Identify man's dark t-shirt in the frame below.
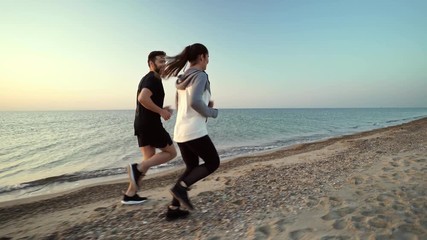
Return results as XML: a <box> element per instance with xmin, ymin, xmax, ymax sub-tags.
<box><xmin>134</xmin><ymin>71</ymin><xmax>165</xmax><ymax>135</ymax></box>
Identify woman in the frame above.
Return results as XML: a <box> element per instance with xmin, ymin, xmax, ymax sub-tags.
<box><xmin>162</xmin><ymin>43</ymin><xmax>220</xmax><ymax>219</ymax></box>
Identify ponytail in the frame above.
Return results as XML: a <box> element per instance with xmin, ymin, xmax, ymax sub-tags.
<box><xmin>162</xmin><ymin>43</ymin><xmax>209</xmax><ymax>78</ymax></box>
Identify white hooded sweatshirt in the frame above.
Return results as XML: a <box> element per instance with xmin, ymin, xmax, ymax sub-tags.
<box><xmin>174</xmin><ymin>68</ymin><xmax>218</xmax><ymax>143</ymax></box>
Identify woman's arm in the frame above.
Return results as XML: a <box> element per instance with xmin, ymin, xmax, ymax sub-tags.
<box><xmin>189</xmin><ymin>73</ymin><xmax>218</xmax><ymax>118</ymax></box>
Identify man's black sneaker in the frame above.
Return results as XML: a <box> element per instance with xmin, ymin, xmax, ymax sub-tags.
<box><xmin>121</xmin><ymin>194</ymin><xmax>147</xmax><ymax>205</ymax></box>
<box><xmin>127</xmin><ymin>163</ymin><xmax>142</xmax><ymax>190</ymax></box>
<box><xmin>165</xmin><ymin>206</ymin><xmax>190</xmax><ymax>221</ymax></box>
<box><xmin>169</xmin><ymin>183</ymin><xmax>194</xmax><ymax>210</ymax></box>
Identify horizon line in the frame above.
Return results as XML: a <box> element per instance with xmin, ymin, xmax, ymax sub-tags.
<box><xmin>1</xmin><ymin>106</ymin><xmax>427</xmax><ymax>112</ymax></box>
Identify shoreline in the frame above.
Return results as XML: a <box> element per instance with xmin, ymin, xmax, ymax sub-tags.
<box><xmin>0</xmin><ymin>117</ymin><xmax>422</xmax><ymax>207</ymax></box>
<box><xmin>1</xmin><ymin>112</ymin><xmax>425</xmax><ymax>205</ymax></box>
<box><xmin>0</xmin><ymin>125</ymin><xmax>394</xmax><ymax>208</ymax></box>
<box><xmin>1</xmin><ymin>117</ymin><xmax>426</xmax><ymax>239</ymax></box>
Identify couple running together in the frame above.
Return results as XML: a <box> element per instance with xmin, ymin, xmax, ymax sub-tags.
<box><xmin>122</xmin><ymin>43</ymin><xmax>220</xmax><ymax>221</ymax></box>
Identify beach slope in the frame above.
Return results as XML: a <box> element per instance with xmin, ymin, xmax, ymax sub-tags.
<box><xmin>1</xmin><ymin>118</ymin><xmax>426</xmax><ymax>239</ymax></box>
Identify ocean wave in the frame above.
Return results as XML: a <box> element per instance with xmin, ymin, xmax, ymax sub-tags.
<box><xmin>0</xmin><ymin>161</ymin><xmax>184</xmax><ymax>195</ymax></box>
<box><xmin>0</xmin><ymin>184</ymin><xmax>30</xmax><ymax>195</ymax></box>
<box><xmin>386</xmin><ymin>119</ymin><xmax>400</xmax><ymax>123</ymax></box>
<box><xmin>0</xmin><ymin>142</ymin><xmax>287</xmax><ymax>195</ymax></box>
<box><xmin>1</xmin><ymin>109</ymin><xmax>426</xmax><ymax>198</ymax></box>
<box><xmin>0</xmin><ymin>168</ymin><xmax>126</xmax><ymax>195</ymax></box>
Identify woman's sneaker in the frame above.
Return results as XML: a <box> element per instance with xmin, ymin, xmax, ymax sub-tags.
<box><xmin>169</xmin><ymin>183</ymin><xmax>194</xmax><ymax>210</ymax></box>
<box><xmin>127</xmin><ymin>163</ymin><xmax>142</xmax><ymax>190</ymax></box>
<box><xmin>121</xmin><ymin>194</ymin><xmax>147</xmax><ymax>205</ymax></box>
<box><xmin>165</xmin><ymin>206</ymin><xmax>190</xmax><ymax>221</ymax></box>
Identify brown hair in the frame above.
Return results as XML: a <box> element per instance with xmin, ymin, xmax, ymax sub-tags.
<box><xmin>162</xmin><ymin>43</ymin><xmax>208</xmax><ymax>78</ymax></box>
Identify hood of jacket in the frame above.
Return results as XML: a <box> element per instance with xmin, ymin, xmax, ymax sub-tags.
<box><xmin>176</xmin><ymin>68</ymin><xmax>204</xmax><ymax>90</ymax></box>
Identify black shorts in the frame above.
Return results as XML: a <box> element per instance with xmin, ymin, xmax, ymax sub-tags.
<box><xmin>136</xmin><ymin>126</ymin><xmax>173</xmax><ymax>148</ymax></box>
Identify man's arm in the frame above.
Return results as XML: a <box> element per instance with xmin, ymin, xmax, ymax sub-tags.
<box><xmin>138</xmin><ymin>88</ymin><xmax>171</xmax><ymax>120</ymax></box>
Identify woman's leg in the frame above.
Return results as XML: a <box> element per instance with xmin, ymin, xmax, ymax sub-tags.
<box><xmin>170</xmin><ymin>142</ymin><xmax>200</xmax><ymax>207</ymax></box>
<box><xmin>170</xmin><ymin>135</ymin><xmax>219</xmax><ymax>210</ymax></box>
<box><xmin>180</xmin><ymin>135</ymin><xmax>220</xmax><ymax>186</ymax></box>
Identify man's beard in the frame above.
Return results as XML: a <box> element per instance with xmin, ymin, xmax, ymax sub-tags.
<box><xmin>153</xmin><ymin>64</ymin><xmax>162</xmax><ymax>74</ymax></box>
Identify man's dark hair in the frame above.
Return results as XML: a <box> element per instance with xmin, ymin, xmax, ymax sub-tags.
<box><xmin>148</xmin><ymin>51</ymin><xmax>166</xmax><ymax>66</ymax></box>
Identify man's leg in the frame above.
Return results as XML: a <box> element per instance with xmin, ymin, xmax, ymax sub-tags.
<box><xmin>139</xmin><ymin>144</ymin><xmax>177</xmax><ymax>174</ymax></box>
<box><xmin>125</xmin><ymin>144</ymin><xmax>176</xmax><ymax>196</ymax></box>
<box><xmin>125</xmin><ymin>146</ymin><xmax>155</xmax><ymax>196</ymax></box>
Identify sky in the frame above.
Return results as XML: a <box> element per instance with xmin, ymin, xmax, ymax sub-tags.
<box><xmin>1</xmin><ymin>0</ymin><xmax>426</xmax><ymax>110</ymax></box>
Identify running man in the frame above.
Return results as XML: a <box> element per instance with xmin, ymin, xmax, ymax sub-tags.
<box><xmin>121</xmin><ymin>51</ymin><xmax>177</xmax><ymax>205</ymax></box>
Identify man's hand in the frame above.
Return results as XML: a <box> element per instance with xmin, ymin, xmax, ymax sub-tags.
<box><xmin>208</xmin><ymin>101</ymin><xmax>214</xmax><ymax>108</ymax></box>
<box><xmin>164</xmin><ymin>105</ymin><xmax>173</xmax><ymax>114</ymax></box>
<box><xmin>160</xmin><ymin>107</ymin><xmax>172</xmax><ymax>120</ymax></box>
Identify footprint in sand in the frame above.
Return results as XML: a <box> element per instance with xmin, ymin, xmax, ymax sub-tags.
<box><xmin>392</xmin><ymin>202</ymin><xmax>406</xmax><ymax>211</ymax></box>
<box><xmin>378</xmin><ymin>174</ymin><xmax>391</xmax><ymax>180</ymax></box>
<box><xmin>246</xmin><ymin>224</ymin><xmax>274</xmax><ymax>240</ymax></box>
<box><xmin>197</xmin><ymin>191</ymin><xmax>215</xmax><ymax>198</ymax></box>
<box><xmin>92</xmin><ymin>206</ymin><xmax>117</xmax><ymax>217</ymax></box>
<box><xmin>318</xmin><ymin>196</ymin><xmax>344</xmax><ymax>211</ymax></box>
<box><xmin>273</xmin><ymin>218</ymin><xmax>291</xmax><ymax>232</ymax></box>
<box><xmin>368</xmin><ymin>215</ymin><xmax>390</xmax><ymax>228</ymax></box>
<box><xmin>381</xmin><ymin>167</ymin><xmax>393</xmax><ymax>172</ymax></box>
<box><xmin>390</xmin><ymin>162</ymin><xmax>400</xmax><ymax>167</ymax></box>
<box><xmin>403</xmin><ymin>160</ymin><xmax>411</xmax><ymax>167</ymax></box>
<box><xmin>410</xmin><ymin>200</ymin><xmax>426</xmax><ymax>215</ymax></box>
<box><xmin>206</xmin><ymin>236</ymin><xmax>221</xmax><ymax>240</ymax></box>
<box><xmin>332</xmin><ymin>219</ymin><xmax>348</xmax><ymax>230</ymax></box>
<box><xmin>328</xmin><ymin>196</ymin><xmax>344</xmax><ymax>207</ymax></box>
<box><xmin>391</xmin><ymin>224</ymin><xmax>426</xmax><ymax>239</ymax></box>
<box><xmin>375</xmin><ymin>235</ymin><xmax>393</xmax><ymax>240</ymax></box>
<box><xmin>391</xmin><ymin>172</ymin><xmax>403</xmax><ymax>180</ymax></box>
<box><xmin>405</xmin><ymin>186</ymin><xmax>424</xmax><ymax>199</ymax></box>
<box><xmin>255</xmin><ymin>225</ymin><xmax>272</xmax><ymax>239</ymax></box>
<box><xmin>376</xmin><ymin>193</ymin><xmax>396</xmax><ymax>203</ymax></box>
<box><xmin>352</xmin><ymin>221</ymin><xmax>369</xmax><ymax>231</ymax></box>
<box><xmin>306</xmin><ymin>196</ymin><xmax>320</xmax><ymax>207</ymax></box>
<box><xmin>289</xmin><ymin>228</ymin><xmax>313</xmax><ymax>240</ymax></box>
<box><xmin>351</xmin><ymin>216</ymin><xmax>365</xmax><ymax>222</ymax></box>
<box><xmin>320</xmin><ymin>236</ymin><xmax>352</xmax><ymax>240</ymax></box>
<box><xmin>355</xmin><ymin>190</ymin><xmax>365</xmax><ymax>196</ymax></box>
<box><xmin>350</xmin><ymin>215</ymin><xmax>368</xmax><ymax>231</ymax></box>
<box><xmin>321</xmin><ymin>206</ymin><xmax>356</xmax><ymax>221</ymax></box>
<box><xmin>224</xmin><ymin>177</ymin><xmax>232</xmax><ymax>186</ymax></box>
<box><xmin>360</xmin><ymin>207</ymin><xmax>386</xmax><ymax>217</ymax></box>
<box><xmin>348</xmin><ymin>176</ymin><xmax>364</xmax><ymax>185</ymax></box>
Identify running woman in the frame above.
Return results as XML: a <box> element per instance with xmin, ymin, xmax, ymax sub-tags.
<box><xmin>162</xmin><ymin>43</ymin><xmax>220</xmax><ymax>217</ymax></box>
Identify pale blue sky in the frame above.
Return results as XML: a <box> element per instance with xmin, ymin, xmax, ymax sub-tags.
<box><xmin>1</xmin><ymin>0</ymin><xmax>426</xmax><ymax>110</ymax></box>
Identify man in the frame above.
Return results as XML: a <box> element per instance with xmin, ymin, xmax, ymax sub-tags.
<box><xmin>122</xmin><ymin>51</ymin><xmax>177</xmax><ymax>206</ymax></box>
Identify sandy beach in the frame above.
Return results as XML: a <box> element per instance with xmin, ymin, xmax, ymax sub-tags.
<box><xmin>1</xmin><ymin>118</ymin><xmax>426</xmax><ymax>240</ymax></box>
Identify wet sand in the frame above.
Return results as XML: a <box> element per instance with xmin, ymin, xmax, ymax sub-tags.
<box><xmin>1</xmin><ymin>118</ymin><xmax>426</xmax><ymax>239</ymax></box>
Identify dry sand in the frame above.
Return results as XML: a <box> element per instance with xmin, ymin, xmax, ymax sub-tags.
<box><xmin>0</xmin><ymin>118</ymin><xmax>426</xmax><ymax>240</ymax></box>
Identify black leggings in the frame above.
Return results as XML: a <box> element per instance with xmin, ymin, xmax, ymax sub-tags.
<box><xmin>177</xmin><ymin>135</ymin><xmax>220</xmax><ymax>185</ymax></box>
<box><xmin>172</xmin><ymin>135</ymin><xmax>219</xmax><ymax>206</ymax></box>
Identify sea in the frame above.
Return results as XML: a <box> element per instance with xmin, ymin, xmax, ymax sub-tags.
<box><xmin>1</xmin><ymin>108</ymin><xmax>427</xmax><ymax>203</ymax></box>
